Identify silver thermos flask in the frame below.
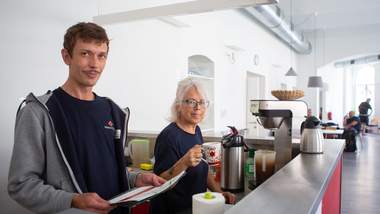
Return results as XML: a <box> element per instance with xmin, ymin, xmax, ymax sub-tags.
<box><xmin>300</xmin><ymin>116</ymin><xmax>324</xmax><ymax>153</ymax></box>
<box><xmin>220</xmin><ymin>127</ymin><xmax>249</xmax><ymax>192</ymax></box>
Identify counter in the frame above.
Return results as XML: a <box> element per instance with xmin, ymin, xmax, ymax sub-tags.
<box><xmin>226</xmin><ymin>139</ymin><xmax>345</xmax><ymax>214</ymax></box>
<box><xmin>59</xmin><ymin>137</ymin><xmax>344</xmax><ymax>214</ymax></box>
<box><xmin>129</xmin><ymin>139</ymin><xmax>344</xmax><ymax>214</ymax></box>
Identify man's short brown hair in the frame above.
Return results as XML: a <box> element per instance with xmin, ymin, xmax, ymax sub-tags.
<box><xmin>63</xmin><ymin>22</ymin><xmax>110</xmax><ymax>58</ymax></box>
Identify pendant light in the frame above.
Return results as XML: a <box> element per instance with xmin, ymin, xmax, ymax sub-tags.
<box><xmin>285</xmin><ymin>0</ymin><xmax>297</xmax><ymax>76</ymax></box>
<box><xmin>307</xmin><ymin>13</ymin><xmax>323</xmax><ymax>87</ymax></box>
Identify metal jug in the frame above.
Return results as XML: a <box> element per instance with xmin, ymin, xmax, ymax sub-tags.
<box><xmin>300</xmin><ymin>116</ymin><xmax>324</xmax><ymax>153</ymax></box>
<box><xmin>220</xmin><ymin>126</ymin><xmax>249</xmax><ymax>192</ymax></box>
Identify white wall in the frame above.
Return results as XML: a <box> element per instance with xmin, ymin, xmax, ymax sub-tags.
<box><xmin>375</xmin><ymin>63</ymin><xmax>380</xmax><ymax>121</ymax></box>
<box><xmin>98</xmin><ymin>9</ymin><xmax>298</xmax><ymax>133</ymax></box>
<box><xmin>1</xmin><ymin>1</ymin><xmax>379</xmax><ymax>213</ymax></box>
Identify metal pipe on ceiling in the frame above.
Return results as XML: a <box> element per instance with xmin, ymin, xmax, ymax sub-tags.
<box><xmin>334</xmin><ymin>55</ymin><xmax>380</xmax><ymax>68</ymax></box>
<box><xmin>245</xmin><ymin>5</ymin><xmax>312</xmax><ymax>55</ymax></box>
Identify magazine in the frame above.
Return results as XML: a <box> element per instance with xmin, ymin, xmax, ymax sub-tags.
<box><xmin>108</xmin><ymin>171</ymin><xmax>186</xmax><ymax>207</ymax></box>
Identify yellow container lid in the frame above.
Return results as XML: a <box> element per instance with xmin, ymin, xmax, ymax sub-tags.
<box><xmin>140</xmin><ymin>163</ymin><xmax>153</xmax><ymax>170</ymax></box>
<box><xmin>205</xmin><ymin>192</ymin><xmax>212</xmax><ymax>199</ymax></box>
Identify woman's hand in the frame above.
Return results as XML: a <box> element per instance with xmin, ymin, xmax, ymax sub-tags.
<box><xmin>222</xmin><ymin>191</ymin><xmax>237</xmax><ymax>205</ymax></box>
<box><xmin>181</xmin><ymin>145</ymin><xmax>203</xmax><ymax>167</ymax></box>
<box><xmin>159</xmin><ymin>144</ymin><xmax>204</xmax><ymax>181</ymax></box>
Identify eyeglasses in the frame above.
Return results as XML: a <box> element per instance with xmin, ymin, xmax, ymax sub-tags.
<box><xmin>181</xmin><ymin>99</ymin><xmax>210</xmax><ymax>108</ymax></box>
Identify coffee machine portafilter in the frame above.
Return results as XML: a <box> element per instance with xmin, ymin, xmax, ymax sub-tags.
<box><xmin>250</xmin><ymin>100</ymin><xmax>308</xmax><ymax>171</ymax></box>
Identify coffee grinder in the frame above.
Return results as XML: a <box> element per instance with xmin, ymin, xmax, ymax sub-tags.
<box><xmin>250</xmin><ymin>100</ymin><xmax>307</xmax><ymax>171</ymax></box>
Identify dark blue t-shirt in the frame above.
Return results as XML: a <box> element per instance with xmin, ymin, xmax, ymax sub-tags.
<box><xmin>149</xmin><ymin>123</ymin><xmax>208</xmax><ymax>214</ymax></box>
<box><xmin>347</xmin><ymin>116</ymin><xmax>361</xmax><ymax>133</ymax></box>
<box><xmin>54</xmin><ymin>88</ymin><xmax>120</xmax><ymax>201</ymax></box>
<box><xmin>359</xmin><ymin>102</ymin><xmax>372</xmax><ymax>115</ymax></box>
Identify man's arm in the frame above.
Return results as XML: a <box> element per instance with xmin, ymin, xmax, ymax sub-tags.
<box><xmin>8</xmin><ymin>103</ymin><xmax>76</xmax><ymax>213</ymax></box>
<box><xmin>343</xmin><ymin>116</ymin><xmax>348</xmax><ymax>126</ymax></box>
<box><xmin>348</xmin><ymin>120</ymin><xmax>358</xmax><ymax>127</ymax></box>
<box><xmin>344</xmin><ymin>118</ymin><xmax>358</xmax><ymax>127</ymax></box>
<box><xmin>127</xmin><ymin>169</ymin><xmax>166</xmax><ymax>188</ymax></box>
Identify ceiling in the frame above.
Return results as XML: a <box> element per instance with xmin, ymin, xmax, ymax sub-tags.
<box><xmin>277</xmin><ymin>0</ymin><xmax>380</xmax><ymax>32</ymax></box>
<box><xmin>98</xmin><ymin>0</ymin><xmax>380</xmax><ymax>36</ymax></box>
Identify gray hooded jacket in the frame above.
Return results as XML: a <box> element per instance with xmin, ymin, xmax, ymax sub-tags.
<box><xmin>8</xmin><ymin>91</ymin><xmax>138</xmax><ymax>214</ymax></box>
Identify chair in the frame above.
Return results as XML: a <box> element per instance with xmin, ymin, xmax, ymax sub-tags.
<box><xmin>367</xmin><ymin>118</ymin><xmax>379</xmax><ymax>135</ymax></box>
<box><xmin>355</xmin><ymin>133</ymin><xmax>363</xmax><ymax>151</ymax></box>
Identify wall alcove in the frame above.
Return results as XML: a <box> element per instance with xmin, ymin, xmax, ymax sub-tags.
<box><xmin>188</xmin><ymin>55</ymin><xmax>214</xmax><ymax>132</ymax></box>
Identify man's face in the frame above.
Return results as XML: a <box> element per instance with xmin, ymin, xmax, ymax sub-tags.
<box><xmin>307</xmin><ymin>110</ymin><xmax>313</xmax><ymax>117</ymax></box>
<box><xmin>349</xmin><ymin>111</ymin><xmax>354</xmax><ymax>118</ymax></box>
<box><xmin>63</xmin><ymin>39</ymin><xmax>108</xmax><ymax>88</ymax></box>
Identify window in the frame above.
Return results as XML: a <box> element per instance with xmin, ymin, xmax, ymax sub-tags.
<box><xmin>355</xmin><ymin>66</ymin><xmax>375</xmax><ymax>116</ymax></box>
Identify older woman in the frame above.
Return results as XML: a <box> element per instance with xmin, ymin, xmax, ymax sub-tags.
<box><xmin>149</xmin><ymin>77</ymin><xmax>235</xmax><ymax>214</ymax></box>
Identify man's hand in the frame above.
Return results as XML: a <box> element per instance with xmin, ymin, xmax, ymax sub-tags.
<box><xmin>135</xmin><ymin>173</ymin><xmax>167</xmax><ymax>187</ymax></box>
<box><xmin>71</xmin><ymin>193</ymin><xmax>116</xmax><ymax>214</ymax></box>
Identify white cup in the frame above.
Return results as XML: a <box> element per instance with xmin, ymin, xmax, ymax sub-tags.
<box><xmin>203</xmin><ymin>142</ymin><xmax>221</xmax><ymax>165</ymax></box>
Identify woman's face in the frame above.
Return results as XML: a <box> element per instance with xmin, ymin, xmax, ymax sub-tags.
<box><xmin>177</xmin><ymin>87</ymin><xmax>206</xmax><ymax>126</ymax></box>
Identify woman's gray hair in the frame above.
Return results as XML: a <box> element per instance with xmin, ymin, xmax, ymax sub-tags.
<box><xmin>167</xmin><ymin>77</ymin><xmax>211</xmax><ymax>123</ymax></box>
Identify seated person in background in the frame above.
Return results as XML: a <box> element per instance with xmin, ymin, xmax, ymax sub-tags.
<box><xmin>343</xmin><ymin>111</ymin><xmax>361</xmax><ymax>135</ymax></box>
<box><xmin>307</xmin><ymin>109</ymin><xmax>313</xmax><ymax>117</ymax></box>
<box><xmin>149</xmin><ymin>77</ymin><xmax>235</xmax><ymax>214</ymax></box>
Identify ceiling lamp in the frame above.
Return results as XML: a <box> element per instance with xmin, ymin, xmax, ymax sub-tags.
<box><xmin>307</xmin><ymin>76</ymin><xmax>323</xmax><ymax>87</ymax></box>
<box><xmin>285</xmin><ymin>0</ymin><xmax>297</xmax><ymax>76</ymax></box>
<box><xmin>285</xmin><ymin>67</ymin><xmax>297</xmax><ymax>76</ymax></box>
<box><xmin>308</xmin><ymin>13</ymin><xmax>323</xmax><ymax>87</ymax></box>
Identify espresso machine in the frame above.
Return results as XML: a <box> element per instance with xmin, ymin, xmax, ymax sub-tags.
<box><xmin>250</xmin><ymin>100</ymin><xmax>307</xmax><ymax>171</ymax></box>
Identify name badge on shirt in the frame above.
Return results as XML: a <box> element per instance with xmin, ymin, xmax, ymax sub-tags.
<box><xmin>114</xmin><ymin>129</ymin><xmax>121</xmax><ymax>139</ymax></box>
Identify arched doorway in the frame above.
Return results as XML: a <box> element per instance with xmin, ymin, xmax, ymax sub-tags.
<box><xmin>354</xmin><ymin>66</ymin><xmax>375</xmax><ymax>117</ymax></box>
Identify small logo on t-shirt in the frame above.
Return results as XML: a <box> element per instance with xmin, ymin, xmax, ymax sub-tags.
<box><xmin>104</xmin><ymin>121</ymin><xmax>115</xmax><ymax>131</ymax></box>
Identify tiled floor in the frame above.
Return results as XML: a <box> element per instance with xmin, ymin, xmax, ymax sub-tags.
<box><xmin>341</xmin><ymin>133</ymin><xmax>380</xmax><ymax>214</ymax></box>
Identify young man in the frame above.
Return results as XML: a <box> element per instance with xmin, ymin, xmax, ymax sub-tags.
<box><xmin>8</xmin><ymin>22</ymin><xmax>165</xmax><ymax>214</ymax></box>
<box><xmin>358</xmin><ymin>98</ymin><xmax>372</xmax><ymax>135</ymax></box>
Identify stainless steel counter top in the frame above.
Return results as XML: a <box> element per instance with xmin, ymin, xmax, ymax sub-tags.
<box><xmin>225</xmin><ymin>139</ymin><xmax>345</xmax><ymax>214</ymax></box>
<box><xmin>60</xmin><ymin>139</ymin><xmax>344</xmax><ymax>214</ymax></box>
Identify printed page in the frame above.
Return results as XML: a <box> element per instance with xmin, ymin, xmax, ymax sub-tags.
<box><xmin>109</xmin><ymin>171</ymin><xmax>185</xmax><ymax>204</ymax></box>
